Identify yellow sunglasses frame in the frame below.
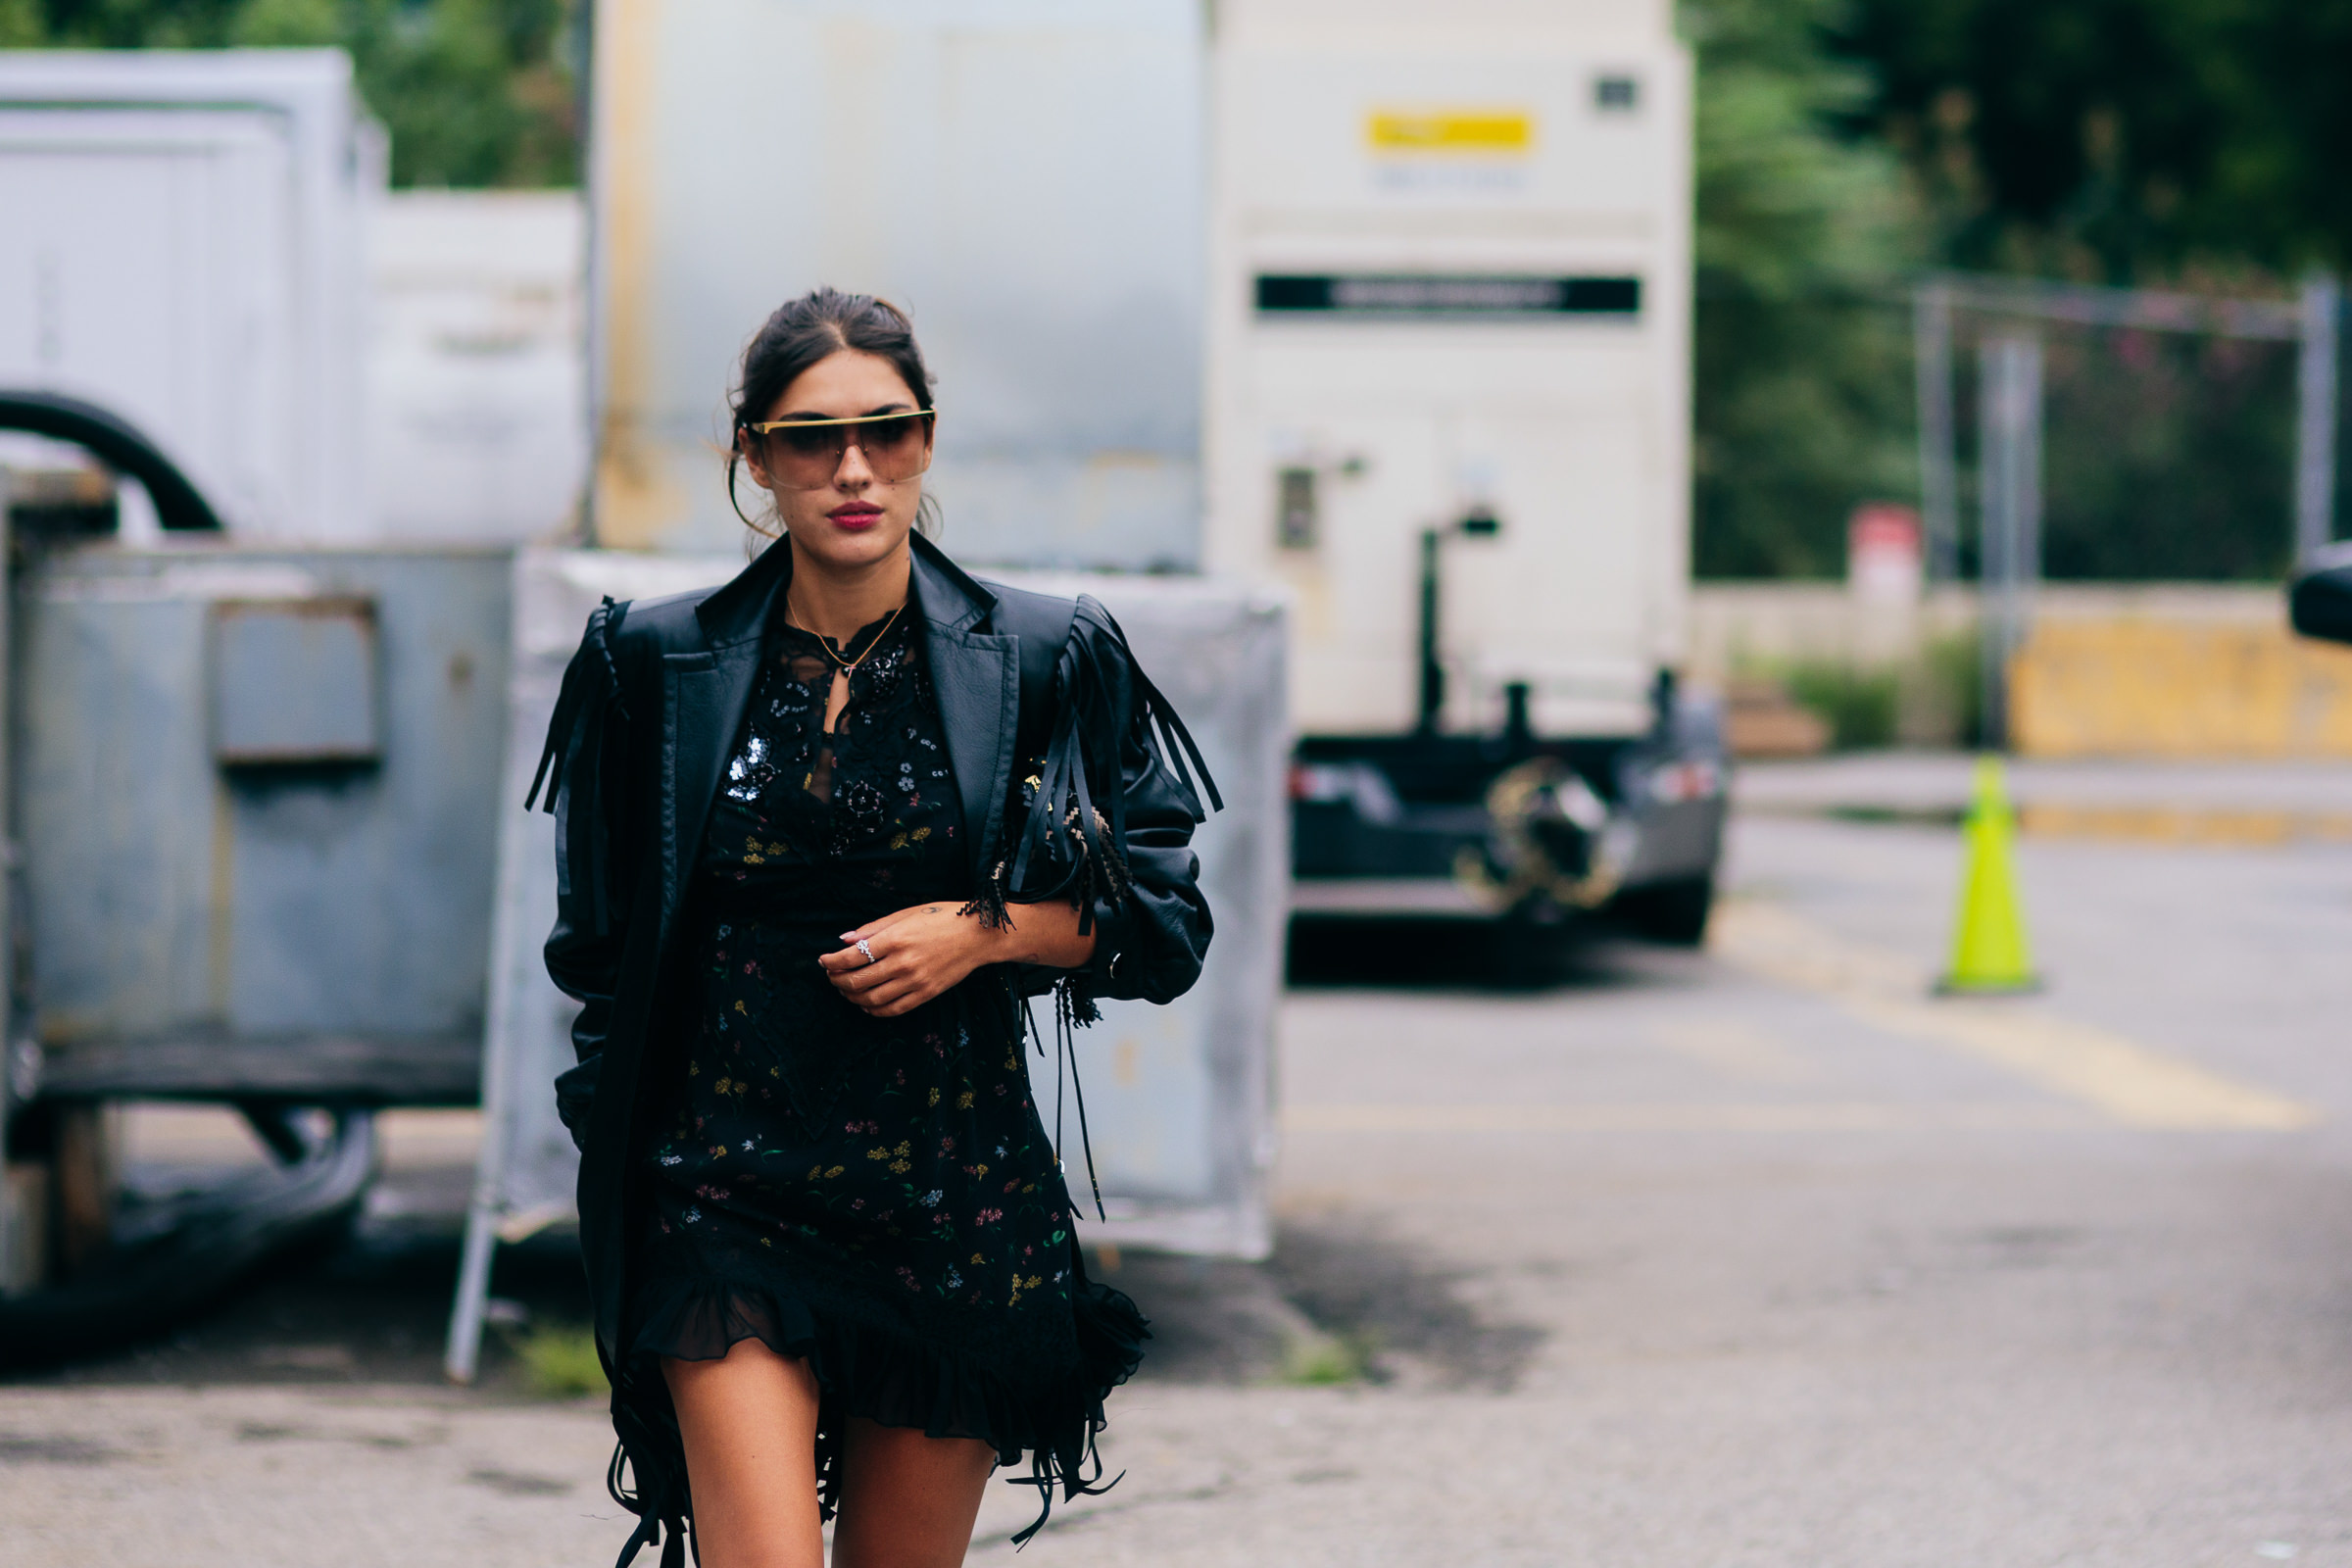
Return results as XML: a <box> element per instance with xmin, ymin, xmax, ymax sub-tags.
<box><xmin>742</xmin><ymin>408</ymin><xmax>939</xmax><ymax>438</ymax></box>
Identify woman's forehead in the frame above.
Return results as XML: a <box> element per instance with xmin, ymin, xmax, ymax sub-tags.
<box><xmin>772</xmin><ymin>349</ymin><xmax>920</xmax><ymax>417</ymax></box>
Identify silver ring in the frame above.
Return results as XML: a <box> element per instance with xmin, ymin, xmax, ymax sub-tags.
<box><xmin>857</xmin><ymin>939</ymin><xmax>877</xmax><ymax>965</ymax></box>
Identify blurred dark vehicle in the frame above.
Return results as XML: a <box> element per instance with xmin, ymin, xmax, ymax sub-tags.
<box><xmin>2289</xmin><ymin>543</ymin><xmax>2352</xmax><ymax>646</ymax></box>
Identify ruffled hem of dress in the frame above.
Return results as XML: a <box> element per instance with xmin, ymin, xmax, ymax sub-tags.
<box><xmin>602</xmin><ymin>1261</ymin><xmax>1147</xmax><ymax>1564</ymax></box>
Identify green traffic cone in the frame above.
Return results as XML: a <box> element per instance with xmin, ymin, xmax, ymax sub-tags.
<box><xmin>1936</xmin><ymin>755</ymin><xmax>2039</xmax><ymax>995</ymax></box>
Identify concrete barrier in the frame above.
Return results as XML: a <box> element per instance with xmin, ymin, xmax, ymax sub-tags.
<box><xmin>2011</xmin><ymin>617</ymin><xmax>2352</xmax><ymax>759</ymax></box>
<box><xmin>1689</xmin><ymin>582</ymin><xmax>2352</xmax><ymax>759</ymax></box>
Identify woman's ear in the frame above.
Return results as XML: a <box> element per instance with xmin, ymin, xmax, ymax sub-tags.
<box><xmin>737</xmin><ymin>431</ymin><xmax>771</xmax><ymax>491</ymax></box>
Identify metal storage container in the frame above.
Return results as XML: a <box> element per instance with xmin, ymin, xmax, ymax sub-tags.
<box><xmin>0</xmin><ymin>51</ymin><xmax>378</xmax><ymax>541</ymax></box>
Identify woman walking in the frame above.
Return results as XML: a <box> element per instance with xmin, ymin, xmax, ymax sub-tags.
<box><xmin>532</xmin><ymin>287</ymin><xmax>1216</xmax><ymax>1568</ymax></box>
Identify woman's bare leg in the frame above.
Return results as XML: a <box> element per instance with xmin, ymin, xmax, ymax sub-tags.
<box><xmin>829</xmin><ymin>1418</ymin><xmax>998</xmax><ymax>1568</ymax></box>
<box><xmin>662</xmin><ymin>1340</ymin><xmax>825</xmax><ymax>1568</ymax></box>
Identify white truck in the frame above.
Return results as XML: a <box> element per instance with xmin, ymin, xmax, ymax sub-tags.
<box><xmin>1208</xmin><ymin>0</ymin><xmax>1727</xmax><ymax>944</ymax></box>
<box><xmin>0</xmin><ymin>50</ymin><xmax>374</xmax><ymax>540</ymax></box>
<box><xmin>575</xmin><ymin>0</ymin><xmax>1722</xmax><ymax>941</ymax></box>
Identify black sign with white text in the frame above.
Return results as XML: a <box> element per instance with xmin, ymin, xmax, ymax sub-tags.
<box><xmin>1254</xmin><ymin>273</ymin><xmax>1642</xmax><ymax>317</ymax></box>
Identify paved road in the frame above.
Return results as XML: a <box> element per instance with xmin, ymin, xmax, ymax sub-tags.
<box><xmin>8</xmin><ymin>805</ymin><xmax>2352</xmax><ymax>1566</ymax></box>
<box><xmin>1737</xmin><ymin>752</ymin><xmax>2352</xmax><ymax>817</ymax></box>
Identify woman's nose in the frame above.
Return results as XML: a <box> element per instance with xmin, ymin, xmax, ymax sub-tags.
<box><xmin>833</xmin><ymin>441</ymin><xmax>876</xmax><ymax>488</ymax></box>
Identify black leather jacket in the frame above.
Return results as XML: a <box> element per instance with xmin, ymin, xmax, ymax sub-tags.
<box><xmin>531</xmin><ymin>533</ymin><xmax>1216</xmax><ymax>1363</ymax></box>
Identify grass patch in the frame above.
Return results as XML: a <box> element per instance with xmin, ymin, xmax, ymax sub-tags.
<box><xmin>1733</xmin><ymin>628</ymin><xmax>1992</xmax><ymax>752</ymax></box>
<box><xmin>1782</xmin><ymin>661</ymin><xmax>1900</xmax><ymax>750</ymax></box>
<box><xmin>506</xmin><ymin>1322</ymin><xmax>607</xmax><ymax>1399</ymax></box>
<box><xmin>1279</xmin><ymin>1329</ymin><xmax>1373</xmax><ymax>1387</ymax></box>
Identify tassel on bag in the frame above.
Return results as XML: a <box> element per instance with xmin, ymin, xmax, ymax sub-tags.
<box><xmin>1005</xmin><ymin>599</ymin><xmax>1220</xmax><ymax>932</ymax></box>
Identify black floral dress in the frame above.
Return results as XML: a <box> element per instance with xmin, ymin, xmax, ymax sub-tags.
<box><xmin>624</xmin><ymin>611</ymin><xmax>1144</xmax><ymax>1533</ymax></box>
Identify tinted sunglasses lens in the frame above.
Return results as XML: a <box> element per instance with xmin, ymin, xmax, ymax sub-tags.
<box><xmin>770</xmin><ymin>424</ymin><xmax>840</xmax><ymax>461</ymax></box>
<box><xmin>748</xmin><ymin>424</ymin><xmax>841</xmax><ymax>486</ymax></box>
<box><xmin>858</xmin><ymin>414</ymin><xmax>928</xmax><ymax>475</ymax></box>
<box><xmin>752</xmin><ymin>414</ymin><xmax>931</xmax><ymax>484</ymax></box>
<box><xmin>753</xmin><ymin>422</ymin><xmax>837</xmax><ymax>472</ymax></box>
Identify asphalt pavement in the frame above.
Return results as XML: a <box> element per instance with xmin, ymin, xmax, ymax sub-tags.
<box><xmin>8</xmin><ymin>759</ymin><xmax>2352</xmax><ymax>1566</ymax></box>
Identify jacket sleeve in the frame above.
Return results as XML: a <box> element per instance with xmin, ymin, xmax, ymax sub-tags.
<box><xmin>528</xmin><ymin>598</ymin><xmax>636</xmax><ymax>1151</ymax></box>
<box><xmin>1003</xmin><ymin>595</ymin><xmax>1219</xmax><ymax>1006</ymax></box>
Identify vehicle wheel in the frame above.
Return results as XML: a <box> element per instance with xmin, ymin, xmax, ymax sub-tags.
<box><xmin>1617</xmin><ymin>876</ymin><xmax>1713</xmax><ymax>947</ymax></box>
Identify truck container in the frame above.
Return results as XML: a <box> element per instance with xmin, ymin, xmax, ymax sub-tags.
<box><xmin>1206</xmin><ymin>0</ymin><xmax>1727</xmax><ymax>941</ymax></box>
<box><xmin>366</xmin><ymin>191</ymin><xmax>589</xmax><ymax>544</ymax></box>
<box><xmin>585</xmin><ymin>0</ymin><xmax>1206</xmax><ymax>566</ymax></box>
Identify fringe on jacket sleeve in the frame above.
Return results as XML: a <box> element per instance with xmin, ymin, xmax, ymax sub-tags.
<box><xmin>533</xmin><ymin>597</ymin><xmax>636</xmax><ymax>1151</ymax></box>
<box><xmin>995</xmin><ymin>595</ymin><xmax>1221</xmax><ymax>936</ymax></box>
<box><xmin>527</xmin><ymin>595</ymin><xmax>632</xmax><ymax>941</ymax></box>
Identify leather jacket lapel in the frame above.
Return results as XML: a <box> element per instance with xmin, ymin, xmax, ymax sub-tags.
<box><xmin>662</xmin><ymin>638</ymin><xmax>762</xmax><ymax>937</ymax></box>
<box><xmin>660</xmin><ymin>535</ymin><xmax>1011</xmax><ymax>922</ymax></box>
<box><xmin>925</xmin><ymin>624</ymin><xmax>1017</xmax><ymax>889</ymax></box>
<box><xmin>911</xmin><ymin>543</ymin><xmax>1017</xmax><ymax>888</ymax></box>
<box><xmin>662</xmin><ymin>541</ymin><xmax>788</xmax><ymax>937</ymax></box>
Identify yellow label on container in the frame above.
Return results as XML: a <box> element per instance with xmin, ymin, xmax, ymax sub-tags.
<box><xmin>1367</xmin><ymin>109</ymin><xmax>1534</xmax><ymax>154</ymax></box>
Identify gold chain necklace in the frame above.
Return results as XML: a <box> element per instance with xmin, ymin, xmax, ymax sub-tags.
<box><xmin>787</xmin><ymin>595</ymin><xmax>907</xmax><ymax>675</ymax></box>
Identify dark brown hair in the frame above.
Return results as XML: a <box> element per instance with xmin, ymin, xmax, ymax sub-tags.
<box><xmin>725</xmin><ymin>286</ymin><xmax>940</xmax><ymax>537</ymax></box>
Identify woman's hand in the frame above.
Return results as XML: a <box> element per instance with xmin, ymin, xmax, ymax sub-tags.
<box><xmin>820</xmin><ymin>901</ymin><xmax>1098</xmax><ymax>1017</ymax></box>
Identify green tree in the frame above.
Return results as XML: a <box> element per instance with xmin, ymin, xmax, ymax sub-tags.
<box><xmin>1827</xmin><ymin>0</ymin><xmax>2350</xmax><ymax>580</ymax></box>
<box><xmin>12</xmin><ymin>0</ymin><xmax>577</xmax><ymax>187</ymax></box>
<box><xmin>1690</xmin><ymin>0</ymin><xmax>2351</xmax><ymax>580</ymax></box>
<box><xmin>1835</xmin><ymin>0</ymin><xmax>2352</xmax><ymax>282</ymax></box>
<box><xmin>1685</xmin><ymin>0</ymin><xmax>1924</xmax><ymax>576</ymax></box>
<box><xmin>0</xmin><ymin>0</ymin><xmax>46</xmax><ymax>45</ymax></box>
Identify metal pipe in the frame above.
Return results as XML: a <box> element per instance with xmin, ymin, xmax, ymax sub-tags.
<box><xmin>1978</xmin><ymin>332</ymin><xmax>2043</xmax><ymax>751</ymax></box>
<box><xmin>1416</xmin><ymin>526</ymin><xmax>1444</xmax><ymax>734</ymax></box>
<box><xmin>0</xmin><ymin>475</ymin><xmax>14</xmax><ymax>1295</ymax></box>
<box><xmin>1936</xmin><ymin>274</ymin><xmax>2303</xmax><ymax>341</ymax></box>
<box><xmin>2296</xmin><ymin>275</ymin><xmax>2340</xmax><ymax>565</ymax></box>
<box><xmin>444</xmin><ymin>1203</ymin><xmax>499</xmax><ymax>1384</ymax></box>
<box><xmin>1503</xmin><ymin>680</ymin><xmax>1533</xmax><ymax>753</ymax></box>
<box><xmin>1915</xmin><ymin>280</ymin><xmax>1960</xmax><ymax>583</ymax></box>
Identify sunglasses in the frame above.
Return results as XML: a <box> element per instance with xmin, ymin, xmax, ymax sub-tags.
<box><xmin>741</xmin><ymin>408</ymin><xmax>937</xmax><ymax>487</ymax></box>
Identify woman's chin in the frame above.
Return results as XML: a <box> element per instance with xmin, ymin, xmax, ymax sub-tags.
<box><xmin>790</xmin><ymin>519</ymin><xmax>913</xmax><ymax>571</ymax></box>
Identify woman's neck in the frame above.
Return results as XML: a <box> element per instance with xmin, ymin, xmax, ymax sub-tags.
<box><xmin>784</xmin><ymin>538</ymin><xmax>913</xmax><ymax>644</ymax></box>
